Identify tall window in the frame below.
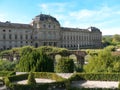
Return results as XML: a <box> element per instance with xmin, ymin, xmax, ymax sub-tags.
<box><xmin>48</xmin><ymin>24</ymin><xmax>51</xmax><ymax>29</ymax></box>
<box><xmin>53</xmin><ymin>25</ymin><xmax>55</xmax><ymax>29</ymax></box>
<box><xmin>3</xmin><ymin>34</ymin><xmax>5</xmax><ymax>39</ymax></box>
<box><xmin>43</xmin><ymin>24</ymin><xmax>46</xmax><ymax>28</ymax></box>
<box><xmin>15</xmin><ymin>35</ymin><xmax>17</xmax><ymax>39</ymax></box>
<box><xmin>9</xmin><ymin>34</ymin><xmax>12</xmax><ymax>39</ymax></box>
<box><xmin>20</xmin><ymin>35</ymin><xmax>22</xmax><ymax>40</ymax></box>
<box><xmin>31</xmin><ymin>36</ymin><xmax>32</xmax><ymax>39</ymax></box>
<box><xmin>26</xmin><ymin>35</ymin><xmax>28</xmax><ymax>39</ymax></box>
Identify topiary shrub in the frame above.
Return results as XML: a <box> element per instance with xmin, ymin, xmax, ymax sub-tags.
<box><xmin>27</xmin><ymin>72</ymin><xmax>36</xmax><ymax>85</ymax></box>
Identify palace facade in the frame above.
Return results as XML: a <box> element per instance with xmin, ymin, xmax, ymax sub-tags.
<box><xmin>0</xmin><ymin>14</ymin><xmax>102</xmax><ymax>50</ymax></box>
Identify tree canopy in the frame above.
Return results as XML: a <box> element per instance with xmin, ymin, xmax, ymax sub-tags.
<box><xmin>84</xmin><ymin>49</ymin><xmax>120</xmax><ymax>73</ymax></box>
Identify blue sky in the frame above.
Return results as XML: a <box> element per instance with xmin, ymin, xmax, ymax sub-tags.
<box><xmin>0</xmin><ymin>0</ymin><xmax>120</xmax><ymax>35</ymax></box>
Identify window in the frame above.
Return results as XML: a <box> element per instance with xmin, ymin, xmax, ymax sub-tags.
<box><xmin>3</xmin><ymin>29</ymin><xmax>5</xmax><ymax>32</ymax></box>
<box><xmin>9</xmin><ymin>34</ymin><xmax>12</xmax><ymax>39</ymax></box>
<box><xmin>15</xmin><ymin>35</ymin><xmax>17</xmax><ymax>39</ymax></box>
<box><xmin>31</xmin><ymin>36</ymin><xmax>32</xmax><ymax>39</ymax></box>
<box><xmin>26</xmin><ymin>35</ymin><xmax>28</xmax><ymax>39</ymax></box>
<box><xmin>43</xmin><ymin>24</ymin><xmax>46</xmax><ymax>28</ymax></box>
<box><xmin>3</xmin><ymin>34</ymin><xmax>5</xmax><ymax>39</ymax></box>
<box><xmin>48</xmin><ymin>24</ymin><xmax>51</xmax><ymax>28</ymax></box>
<box><xmin>20</xmin><ymin>35</ymin><xmax>22</xmax><ymax>39</ymax></box>
<box><xmin>3</xmin><ymin>46</ymin><xmax>6</xmax><ymax>49</ymax></box>
<box><xmin>53</xmin><ymin>25</ymin><xmax>55</xmax><ymax>29</ymax></box>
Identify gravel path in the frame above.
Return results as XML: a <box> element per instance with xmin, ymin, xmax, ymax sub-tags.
<box><xmin>71</xmin><ymin>80</ymin><xmax>119</xmax><ymax>89</ymax></box>
<box><xmin>56</xmin><ymin>73</ymin><xmax>73</xmax><ymax>79</ymax></box>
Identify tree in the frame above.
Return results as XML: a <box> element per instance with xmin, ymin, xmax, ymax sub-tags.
<box><xmin>112</xmin><ymin>34</ymin><xmax>120</xmax><ymax>43</ymax></box>
<box><xmin>35</xmin><ymin>50</ymin><xmax>54</xmax><ymax>72</ymax></box>
<box><xmin>55</xmin><ymin>57</ymin><xmax>74</xmax><ymax>73</ymax></box>
<box><xmin>84</xmin><ymin>48</ymin><xmax>120</xmax><ymax>73</ymax></box>
<box><xmin>84</xmin><ymin>49</ymin><xmax>114</xmax><ymax>73</ymax></box>
<box><xmin>16</xmin><ymin>48</ymin><xmax>54</xmax><ymax>72</ymax></box>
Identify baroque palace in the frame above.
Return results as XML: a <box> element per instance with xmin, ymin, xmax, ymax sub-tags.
<box><xmin>0</xmin><ymin>14</ymin><xmax>102</xmax><ymax>50</ymax></box>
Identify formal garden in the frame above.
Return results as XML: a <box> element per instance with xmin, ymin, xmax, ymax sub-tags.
<box><xmin>0</xmin><ymin>41</ymin><xmax>120</xmax><ymax>89</ymax></box>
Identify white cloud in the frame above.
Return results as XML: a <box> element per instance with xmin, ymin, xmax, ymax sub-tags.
<box><xmin>101</xmin><ymin>27</ymin><xmax>120</xmax><ymax>35</ymax></box>
<box><xmin>39</xmin><ymin>2</ymin><xmax>69</xmax><ymax>13</ymax></box>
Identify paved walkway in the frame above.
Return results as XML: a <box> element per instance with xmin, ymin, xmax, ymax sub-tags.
<box><xmin>71</xmin><ymin>80</ymin><xmax>119</xmax><ymax>89</ymax></box>
<box><xmin>0</xmin><ymin>85</ymin><xmax>7</xmax><ymax>90</ymax></box>
<box><xmin>56</xmin><ymin>73</ymin><xmax>73</xmax><ymax>79</ymax></box>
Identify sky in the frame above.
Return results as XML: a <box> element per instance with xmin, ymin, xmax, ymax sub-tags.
<box><xmin>0</xmin><ymin>0</ymin><xmax>120</xmax><ymax>35</ymax></box>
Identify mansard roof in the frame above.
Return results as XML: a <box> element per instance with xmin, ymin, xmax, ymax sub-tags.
<box><xmin>33</xmin><ymin>14</ymin><xmax>60</xmax><ymax>24</ymax></box>
<box><xmin>61</xmin><ymin>27</ymin><xmax>90</xmax><ymax>32</ymax></box>
<box><xmin>0</xmin><ymin>21</ymin><xmax>32</xmax><ymax>29</ymax></box>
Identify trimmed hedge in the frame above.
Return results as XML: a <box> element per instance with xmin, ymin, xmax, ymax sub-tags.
<box><xmin>33</xmin><ymin>72</ymin><xmax>64</xmax><ymax>81</ymax></box>
<box><xmin>27</xmin><ymin>72</ymin><xmax>36</xmax><ymax>85</ymax></box>
<box><xmin>8</xmin><ymin>73</ymin><xmax>29</xmax><ymax>82</ymax></box>
<box><xmin>69</xmin><ymin>73</ymin><xmax>120</xmax><ymax>81</ymax></box>
<box><xmin>4</xmin><ymin>72</ymin><xmax>67</xmax><ymax>90</ymax></box>
<box><xmin>9</xmin><ymin>81</ymin><xmax>66</xmax><ymax>90</ymax></box>
<box><xmin>5</xmin><ymin>72</ymin><xmax>120</xmax><ymax>89</ymax></box>
<box><xmin>0</xmin><ymin>71</ymin><xmax>15</xmax><ymax>77</ymax></box>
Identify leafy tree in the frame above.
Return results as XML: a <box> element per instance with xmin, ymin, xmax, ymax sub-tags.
<box><xmin>16</xmin><ymin>48</ymin><xmax>54</xmax><ymax>72</ymax></box>
<box><xmin>55</xmin><ymin>57</ymin><xmax>74</xmax><ymax>73</ymax></box>
<box><xmin>84</xmin><ymin>48</ymin><xmax>120</xmax><ymax>73</ymax></box>
<box><xmin>35</xmin><ymin>50</ymin><xmax>54</xmax><ymax>72</ymax></box>
<box><xmin>112</xmin><ymin>34</ymin><xmax>120</xmax><ymax>43</ymax></box>
<box><xmin>84</xmin><ymin>49</ymin><xmax>113</xmax><ymax>72</ymax></box>
<box><xmin>102</xmin><ymin>35</ymin><xmax>113</xmax><ymax>46</ymax></box>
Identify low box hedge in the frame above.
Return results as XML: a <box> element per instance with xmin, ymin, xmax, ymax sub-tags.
<box><xmin>33</xmin><ymin>72</ymin><xmax>65</xmax><ymax>81</ymax></box>
<box><xmin>69</xmin><ymin>73</ymin><xmax>120</xmax><ymax>81</ymax></box>
<box><xmin>0</xmin><ymin>71</ymin><xmax>15</xmax><ymax>77</ymax></box>
<box><xmin>8</xmin><ymin>73</ymin><xmax>29</xmax><ymax>82</ymax></box>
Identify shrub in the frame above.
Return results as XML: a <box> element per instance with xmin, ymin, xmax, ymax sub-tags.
<box><xmin>27</xmin><ymin>72</ymin><xmax>36</xmax><ymax>85</ymax></box>
<box><xmin>4</xmin><ymin>77</ymin><xmax>10</xmax><ymax>87</ymax></box>
<box><xmin>55</xmin><ymin>57</ymin><xmax>74</xmax><ymax>73</ymax></box>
